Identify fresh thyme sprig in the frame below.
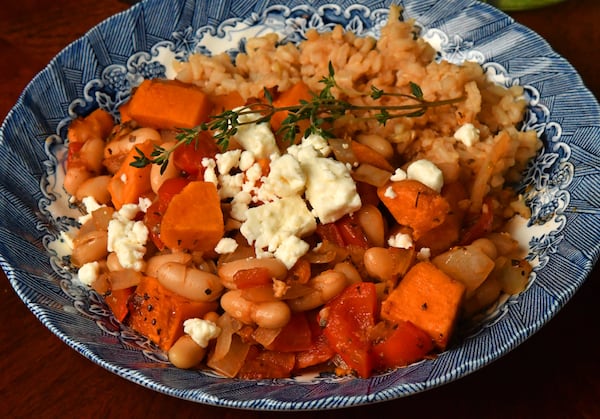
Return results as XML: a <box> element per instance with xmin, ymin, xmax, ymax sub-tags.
<box><xmin>131</xmin><ymin>62</ymin><xmax>464</xmax><ymax>173</ymax></box>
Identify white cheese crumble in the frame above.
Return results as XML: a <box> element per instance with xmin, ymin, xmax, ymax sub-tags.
<box><xmin>240</xmin><ymin>195</ymin><xmax>316</xmax><ymax>268</ymax></box>
<box><xmin>273</xmin><ymin>235</ymin><xmax>310</xmax><ymax>270</ymax></box>
<box><xmin>257</xmin><ymin>153</ymin><xmax>306</xmax><ymax>200</ymax></box>
<box><xmin>417</xmin><ymin>247</ymin><xmax>431</xmax><ymax>261</ymax></box>
<box><xmin>406</xmin><ymin>159</ymin><xmax>444</xmax><ymax>193</ymax></box>
<box><xmin>183</xmin><ymin>318</ymin><xmax>221</xmax><ymax>348</ymax></box>
<box><xmin>454</xmin><ymin>123</ymin><xmax>480</xmax><ymax>147</ymax></box>
<box><xmin>201</xmin><ymin>157</ymin><xmax>218</xmax><ymax>185</ymax></box>
<box><xmin>384</xmin><ymin>186</ymin><xmax>397</xmax><ymax>199</ymax></box>
<box><xmin>388</xmin><ymin>232</ymin><xmax>413</xmax><ymax>249</ymax></box>
<box><xmin>137</xmin><ymin>197</ymin><xmax>153</xmax><ymax>213</ymax></box>
<box><xmin>288</xmin><ymin>138</ymin><xmax>361</xmax><ymax>224</ymax></box>
<box><xmin>215</xmin><ymin>149</ymin><xmax>242</xmax><ymax>174</ymax></box>
<box><xmin>233</xmin><ymin>111</ymin><xmax>280</xmax><ymax>159</ymax></box>
<box><xmin>107</xmin><ymin>203</ymin><xmax>148</xmax><ymax>271</ymax></box>
<box><xmin>390</xmin><ymin>168</ymin><xmax>407</xmax><ymax>182</ymax></box>
<box><xmin>214</xmin><ymin>237</ymin><xmax>238</xmax><ymax>254</ymax></box>
<box><xmin>78</xmin><ymin>261</ymin><xmax>100</xmax><ymax>286</ymax></box>
<box><xmin>302</xmin><ymin>133</ymin><xmax>331</xmax><ymax>157</ymax></box>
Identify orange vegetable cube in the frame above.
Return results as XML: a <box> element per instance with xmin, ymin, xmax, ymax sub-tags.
<box><xmin>159</xmin><ymin>181</ymin><xmax>224</xmax><ymax>252</ymax></box>
<box><xmin>107</xmin><ymin>140</ymin><xmax>154</xmax><ymax>210</ymax></box>
<box><xmin>128</xmin><ymin>276</ymin><xmax>218</xmax><ymax>351</ymax></box>
<box><xmin>381</xmin><ymin>261</ymin><xmax>465</xmax><ymax>349</ymax></box>
<box><xmin>270</xmin><ymin>81</ymin><xmax>312</xmax><ymax>132</ymax></box>
<box><xmin>127</xmin><ymin>79</ymin><xmax>213</xmax><ymax>129</ymax></box>
<box><xmin>377</xmin><ymin>179</ymin><xmax>450</xmax><ymax>240</ymax></box>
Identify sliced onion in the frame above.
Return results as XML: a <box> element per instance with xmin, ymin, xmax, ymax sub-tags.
<box><xmin>211</xmin><ymin>313</ymin><xmax>243</xmax><ymax>363</ymax></box>
<box><xmin>91</xmin><ymin>206</ymin><xmax>115</xmax><ymax>231</ymax></box>
<box><xmin>206</xmin><ymin>334</ymin><xmax>250</xmax><ymax>378</ymax></box>
<box><xmin>351</xmin><ymin>163</ymin><xmax>392</xmax><ymax>187</ymax></box>
<box><xmin>329</xmin><ymin>137</ymin><xmax>358</xmax><ymax>166</ymax></box>
<box><xmin>71</xmin><ymin>230</ymin><xmax>108</xmax><ymax>267</ymax></box>
<box><xmin>252</xmin><ymin>326</ymin><xmax>282</xmax><ymax>347</ymax></box>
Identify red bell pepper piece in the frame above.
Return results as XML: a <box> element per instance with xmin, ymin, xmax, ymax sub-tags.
<box><xmin>237</xmin><ymin>348</ymin><xmax>296</xmax><ymax>379</ymax></box>
<box><xmin>267</xmin><ymin>312</ymin><xmax>313</xmax><ymax>353</ymax></box>
<box><xmin>172</xmin><ymin>130</ymin><xmax>220</xmax><ymax>178</ymax></box>
<box><xmin>335</xmin><ymin>214</ymin><xmax>369</xmax><ymax>249</ymax></box>
<box><xmin>104</xmin><ymin>286</ymin><xmax>135</xmax><ymax>323</ymax></box>
<box><xmin>371</xmin><ymin>320</ymin><xmax>434</xmax><ymax>370</ymax></box>
<box><xmin>323</xmin><ymin>282</ymin><xmax>378</xmax><ymax>378</ymax></box>
<box><xmin>233</xmin><ymin>267</ymin><xmax>273</xmax><ymax>290</ymax></box>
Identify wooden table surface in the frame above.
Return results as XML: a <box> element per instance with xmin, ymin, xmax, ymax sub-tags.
<box><xmin>1</xmin><ymin>1</ymin><xmax>598</xmax><ymax>417</ymax></box>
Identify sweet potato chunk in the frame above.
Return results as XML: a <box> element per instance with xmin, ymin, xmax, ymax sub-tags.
<box><xmin>128</xmin><ymin>276</ymin><xmax>217</xmax><ymax>351</ymax></box>
<box><xmin>127</xmin><ymin>79</ymin><xmax>213</xmax><ymax>129</ymax></box>
<box><xmin>159</xmin><ymin>181</ymin><xmax>224</xmax><ymax>252</ymax></box>
<box><xmin>377</xmin><ymin>179</ymin><xmax>450</xmax><ymax>240</ymax></box>
<box><xmin>381</xmin><ymin>261</ymin><xmax>465</xmax><ymax>349</ymax></box>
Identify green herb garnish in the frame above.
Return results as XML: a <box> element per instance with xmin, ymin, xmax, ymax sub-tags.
<box><xmin>131</xmin><ymin>62</ymin><xmax>464</xmax><ymax>173</ymax></box>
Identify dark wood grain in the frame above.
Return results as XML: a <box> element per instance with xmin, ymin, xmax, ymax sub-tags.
<box><xmin>1</xmin><ymin>1</ymin><xmax>598</xmax><ymax>417</ymax></box>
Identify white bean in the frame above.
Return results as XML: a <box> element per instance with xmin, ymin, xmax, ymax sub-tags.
<box><xmin>218</xmin><ymin>257</ymin><xmax>288</xmax><ymax>289</ymax></box>
<box><xmin>145</xmin><ymin>252</ymin><xmax>193</xmax><ymax>278</ymax></box>
<box><xmin>156</xmin><ymin>261</ymin><xmax>223</xmax><ymax>302</ymax></box>
<box><xmin>79</xmin><ymin>137</ymin><xmax>106</xmax><ymax>173</ymax></box>
<box><xmin>150</xmin><ymin>141</ymin><xmax>180</xmax><ymax>193</ymax></box>
<box><xmin>363</xmin><ymin>247</ymin><xmax>413</xmax><ymax>283</ymax></box>
<box><xmin>63</xmin><ymin>165</ymin><xmax>92</xmax><ymax>196</ymax></box>
<box><xmin>356</xmin><ymin>133</ymin><xmax>394</xmax><ymax>160</ymax></box>
<box><xmin>74</xmin><ymin>175</ymin><xmax>112</xmax><ymax>204</ymax></box>
<box><xmin>168</xmin><ymin>335</ymin><xmax>206</xmax><ymax>369</ymax></box>
<box><xmin>356</xmin><ymin>204</ymin><xmax>385</xmax><ymax>247</ymax></box>
<box><xmin>470</xmin><ymin>238</ymin><xmax>498</xmax><ymax>260</ymax></box>
<box><xmin>333</xmin><ymin>261</ymin><xmax>362</xmax><ymax>284</ymax></box>
<box><xmin>287</xmin><ymin>270</ymin><xmax>348</xmax><ymax>312</ymax></box>
<box><xmin>220</xmin><ymin>289</ymin><xmax>291</xmax><ymax>329</ymax></box>
<box><xmin>104</xmin><ymin>127</ymin><xmax>161</xmax><ymax>160</ymax></box>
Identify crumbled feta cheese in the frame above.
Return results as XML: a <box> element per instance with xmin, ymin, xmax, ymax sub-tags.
<box><xmin>242</xmin><ymin>162</ymin><xmax>263</xmax><ymax>193</ymax></box>
<box><xmin>219</xmin><ymin>173</ymin><xmax>244</xmax><ymax>199</ymax></box>
<box><xmin>107</xmin><ymin>204</ymin><xmax>148</xmax><ymax>271</ymax></box>
<box><xmin>137</xmin><ymin>197</ymin><xmax>153</xmax><ymax>213</ymax></box>
<box><xmin>274</xmin><ymin>235</ymin><xmax>310</xmax><ymax>269</ymax></box>
<box><xmin>454</xmin><ymin>123</ymin><xmax>480</xmax><ymax>147</ymax></box>
<box><xmin>406</xmin><ymin>159</ymin><xmax>444</xmax><ymax>193</ymax></box>
<box><xmin>216</xmin><ymin>149</ymin><xmax>242</xmax><ymax>174</ymax></box>
<box><xmin>240</xmin><ymin>195</ymin><xmax>316</xmax><ymax>267</ymax></box>
<box><xmin>417</xmin><ymin>247</ymin><xmax>431</xmax><ymax>260</ymax></box>
<box><xmin>183</xmin><ymin>318</ymin><xmax>221</xmax><ymax>348</ymax></box>
<box><xmin>384</xmin><ymin>186</ymin><xmax>397</xmax><ymax>199</ymax></box>
<box><xmin>390</xmin><ymin>168</ymin><xmax>407</xmax><ymax>182</ymax></box>
<box><xmin>201</xmin><ymin>157</ymin><xmax>218</xmax><ymax>185</ymax></box>
<box><xmin>302</xmin><ymin>133</ymin><xmax>331</xmax><ymax>157</ymax></box>
<box><xmin>230</xmin><ymin>190</ymin><xmax>252</xmax><ymax>221</ymax></box>
<box><xmin>214</xmin><ymin>237</ymin><xmax>238</xmax><ymax>254</ymax></box>
<box><xmin>233</xmin><ymin>112</ymin><xmax>280</xmax><ymax>159</ymax></box>
<box><xmin>238</xmin><ymin>150</ymin><xmax>256</xmax><ymax>171</ymax></box>
<box><xmin>289</xmin><ymin>138</ymin><xmax>361</xmax><ymax>224</ymax></box>
<box><xmin>258</xmin><ymin>154</ymin><xmax>306</xmax><ymax>200</ymax></box>
<box><xmin>388</xmin><ymin>232</ymin><xmax>413</xmax><ymax>249</ymax></box>
<box><xmin>78</xmin><ymin>261</ymin><xmax>100</xmax><ymax>286</ymax></box>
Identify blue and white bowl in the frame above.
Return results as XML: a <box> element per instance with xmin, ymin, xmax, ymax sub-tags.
<box><xmin>1</xmin><ymin>0</ymin><xmax>599</xmax><ymax>410</ymax></box>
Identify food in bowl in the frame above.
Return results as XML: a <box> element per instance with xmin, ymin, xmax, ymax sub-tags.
<box><xmin>61</xmin><ymin>5</ymin><xmax>541</xmax><ymax>379</ymax></box>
